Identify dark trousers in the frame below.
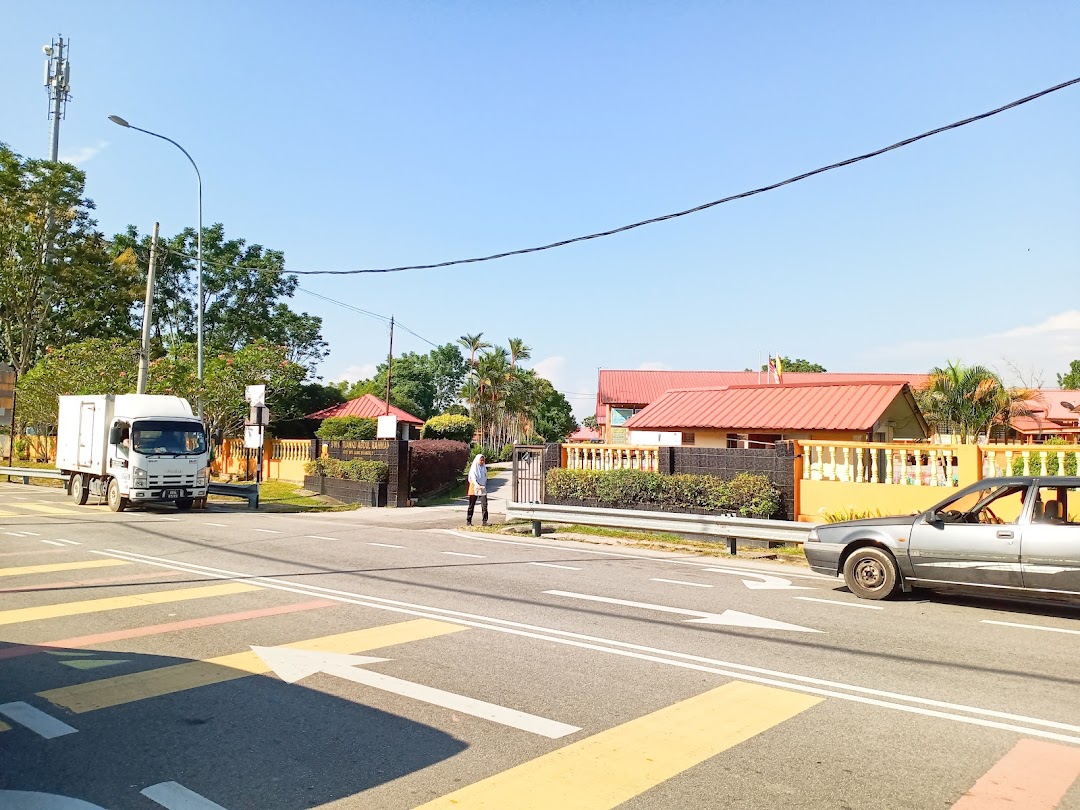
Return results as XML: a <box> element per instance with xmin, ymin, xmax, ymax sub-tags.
<box><xmin>467</xmin><ymin>494</ymin><xmax>488</xmax><ymax>525</ymax></box>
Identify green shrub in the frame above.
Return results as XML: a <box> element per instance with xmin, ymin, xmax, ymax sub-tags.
<box><xmin>411</xmin><ymin>439</ymin><xmax>470</xmax><ymax>497</ymax></box>
<box><xmin>315</xmin><ymin>416</ymin><xmax>378</xmax><ymax>441</ymax></box>
<box><xmin>545</xmin><ymin>468</ymin><xmax>782</xmax><ymax>517</ymax></box>
<box><xmin>422</xmin><ymin>414</ymin><xmax>476</xmax><ymax>443</ymax></box>
<box><xmin>498</xmin><ymin>443</ymin><xmax>514</xmax><ymax>462</ymax></box>
<box><xmin>304</xmin><ymin>457</ymin><xmax>387</xmax><ymax>483</ymax></box>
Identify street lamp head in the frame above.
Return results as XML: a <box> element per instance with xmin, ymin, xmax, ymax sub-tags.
<box><xmin>107</xmin><ymin>115</ymin><xmax>130</xmax><ymax>128</ymax></box>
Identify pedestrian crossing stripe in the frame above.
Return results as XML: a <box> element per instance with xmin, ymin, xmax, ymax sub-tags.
<box><xmin>414</xmin><ymin>681</ymin><xmax>822</xmax><ymax>809</ymax></box>
<box><xmin>39</xmin><ymin>618</ymin><xmax>468</xmax><ymax>714</ymax></box>
<box><xmin>0</xmin><ymin>582</ymin><xmax>260</xmax><ymax>627</ymax></box>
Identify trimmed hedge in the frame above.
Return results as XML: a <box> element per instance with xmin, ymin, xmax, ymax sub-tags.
<box><xmin>410</xmin><ymin>439</ymin><xmax>470</xmax><ymax>498</ymax></box>
<box><xmin>422</xmin><ymin>414</ymin><xmax>476</xmax><ymax>443</ymax></box>
<box><xmin>546</xmin><ymin>468</ymin><xmax>782</xmax><ymax>518</ymax></box>
<box><xmin>305</xmin><ymin>457</ymin><xmax>388</xmax><ymax>483</ymax></box>
<box><xmin>315</xmin><ymin>416</ymin><xmax>378</xmax><ymax>441</ymax></box>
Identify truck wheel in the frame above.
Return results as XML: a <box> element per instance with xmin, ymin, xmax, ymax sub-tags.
<box><xmin>70</xmin><ymin>474</ymin><xmax>88</xmax><ymax>505</ymax></box>
<box><xmin>843</xmin><ymin>547</ymin><xmax>900</xmax><ymax>600</ymax></box>
<box><xmin>176</xmin><ymin>498</ymin><xmax>194</xmax><ymax>511</ymax></box>
<box><xmin>106</xmin><ymin>478</ymin><xmax>127</xmax><ymax>513</ymax></box>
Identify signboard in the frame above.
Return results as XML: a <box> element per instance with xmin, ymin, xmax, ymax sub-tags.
<box><xmin>245</xmin><ymin>384</ymin><xmax>266</xmax><ymax>407</ymax></box>
<box><xmin>377</xmin><ymin>414</ymin><xmax>398</xmax><ymax>439</ymax></box>
<box><xmin>244</xmin><ymin>424</ymin><xmax>264</xmax><ymax>450</ymax></box>
<box><xmin>248</xmin><ymin>405</ymin><xmax>270</xmax><ymax>426</ymax></box>
<box><xmin>0</xmin><ymin>364</ymin><xmax>14</xmax><ymax>413</ymax></box>
<box><xmin>610</xmin><ymin>427</ymin><xmax>628</xmax><ymax>444</ymax></box>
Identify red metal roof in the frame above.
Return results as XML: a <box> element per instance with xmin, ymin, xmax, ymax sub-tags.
<box><xmin>306</xmin><ymin>394</ymin><xmax>423</xmax><ymax>424</ymax></box>
<box><xmin>598</xmin><ymin>370</ymin><xmax>930</xmax><ymax>406</ymax></box>
<box><xmin>568</xmin><ymin>425</ymin><xmax>602</xmax><ymax>442</ymax></box>
<box><xmin>622</xmin><ymin>383</ymin><xmax>912</xmax><ymax>432</ymax></box>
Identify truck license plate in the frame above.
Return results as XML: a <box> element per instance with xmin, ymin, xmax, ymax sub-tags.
<box><xmin>163</xmin><ymin>489</ymin><xmax>182</xmax><ymax>499</ymax></box>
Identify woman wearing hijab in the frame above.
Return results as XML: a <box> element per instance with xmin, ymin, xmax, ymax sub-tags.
<box><xmin>467</xmin><ymin>453</ymin><xmax>488</xmax><ymax>526</ymax></box>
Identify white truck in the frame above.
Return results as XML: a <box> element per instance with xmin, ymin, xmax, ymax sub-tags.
<box><xmin>56</xmin><ymin>394</ymin><xmax>210</xmax><ymax>512</ymax></box>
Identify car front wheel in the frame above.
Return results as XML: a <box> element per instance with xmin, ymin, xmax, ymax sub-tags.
<box><xmin>843</xmin><ymin>546</ymin><xmax>900</xmax><ymax>600</ymax></box>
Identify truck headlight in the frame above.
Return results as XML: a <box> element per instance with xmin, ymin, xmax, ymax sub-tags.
<box><xmin>806</xmin><ymin>527</ymin><xmax>820</xmax><ymax>543</ymax></box>
<box><xmin>133</xmin><ymin>466</ymin><xmax>148</xmax><ymax>487</ymax></box>
<box><xmin>196</xmin><ymin>467</ymin><xmax>208</xmax><ymax>486</ymax></box>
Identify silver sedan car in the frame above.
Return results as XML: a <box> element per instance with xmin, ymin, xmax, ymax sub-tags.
<box><xmin>803</xmin><ymin>477</ymin><xmax>1080</xmax><ymax>602</ymax></box>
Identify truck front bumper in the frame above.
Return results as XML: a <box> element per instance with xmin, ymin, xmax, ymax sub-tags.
<box><xmin>130</xmin><ymin>487</ymin><xmax>208</xmax><ymax>501</ymax></box>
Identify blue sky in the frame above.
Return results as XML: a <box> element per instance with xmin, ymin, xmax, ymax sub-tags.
<box><xmin>3</xmin><ymin>2</ymin><xmax>1079</xmax><ymax>416</ymax></box>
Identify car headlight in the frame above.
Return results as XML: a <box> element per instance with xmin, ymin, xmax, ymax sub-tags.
<box><xmin>196</xmin><ymin>467</ymin><xmax>208</xmax><ymax>486</ymax></box>
<box><xmin>806</xmin><ymin>527</ymin><xmax>820</xmax><ymax>542</ymax></box>
<box><xmin>133</xmin><ymin>466</ymin><xmax>148</xmax><ymax>487</ymax></box>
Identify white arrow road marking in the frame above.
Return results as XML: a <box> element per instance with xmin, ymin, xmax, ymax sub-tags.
<box><xmin>0</xmin><ymin>791</ymin><xmax>106</xmax><ymax>809</ymax></box>
<box><xmin>702</xmin><ymin>567</ymin><xmax>813</xmax><ymax>590</ymax></box>
<box><xmin>141</xmin><ymin>781</ymin><xmax>230</xmax><ymax>810</ymax></box>
<box><xmin>0</xmin><ymin>701</ymin><xmax>78</xmax><ymax>739</ymax></box>
<box><xmin>251</xmin><ymin>646</ymin><xmax>580</xmax><ymax>739</ymax></box>
<box><xmin>544</xmin><ymin>591</ymin><xmax>820</xmax><ymax>633</ymax></box>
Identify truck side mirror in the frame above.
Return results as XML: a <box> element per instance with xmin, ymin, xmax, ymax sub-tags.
<box><xmin>109</xmin><ymin>425</ymin><xmax>123</xmax><ymax>445</ymax></box>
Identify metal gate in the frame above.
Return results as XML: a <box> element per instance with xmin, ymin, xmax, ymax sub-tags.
<box><xmin>511</xmin><ymin>445</ymin><xmax>546</xmax><ymax>503</ymax></box>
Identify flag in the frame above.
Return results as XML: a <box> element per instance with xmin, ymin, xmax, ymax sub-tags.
<box><xmin>775</xmin><ymin>354</ymin><xmax>784</xmax><ymax>384</ymax></box>
<box><xmin>767</xmin><ymin>356</ymin><xmax>777</xmax><ymax>384</ymax></box>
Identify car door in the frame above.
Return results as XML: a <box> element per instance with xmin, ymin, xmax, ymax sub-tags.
<box><xmin>908</xmin><ymin>483</ymin><xmax>1028</xmax><ymax>589</ymax></box>
<box><xmin>1020</xmin><ymin>482</ymin><xmax>1080</xmax><ymax>596</ymax></box>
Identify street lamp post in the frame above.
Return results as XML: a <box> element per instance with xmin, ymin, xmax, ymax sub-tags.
<box><xmin>108</xmin><ymin>115</ymin><xmax>204</xmax><ymax>416</ymax></box>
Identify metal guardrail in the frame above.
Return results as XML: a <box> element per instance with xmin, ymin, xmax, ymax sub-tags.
<box><xmin>505</xmin><ymin>501</ymin><xmax>814</xmax><ymax>553</ymax></box>
<box><xmin>208</xmin><ymin>482</ymin><xmax>260</xmax><ymax>510</ymax></box>
<box><xmin>2</xmin><ymin>466</ymin><xmax>67</xmax><ymax>484</ymax></box>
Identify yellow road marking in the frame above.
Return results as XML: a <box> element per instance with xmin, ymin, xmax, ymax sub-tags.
<box><xmin>0</xmin><ymin>559</ymin><xmax>129</xmax><ymax>578</ymax></box>
<box><xmin>414</xmin><ymin>681</ymin><xmax>822</xmax><ymax>809</ymax></box>
<box><xmin>40</xmin><ymin>618</ymin><xmax>467</xmax><ymax>714</ymax></box>
<box><xmin>19</xmin><ymin>502</ymin><xmax>83</xmax><ymax>516</ymax></box>
<box><xmin>0</xmin><ymin>582</ymin><xmax>259</xmax><ymax>627</ymax></box>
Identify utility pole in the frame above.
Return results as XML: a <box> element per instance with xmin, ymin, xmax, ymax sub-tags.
<box><xmin>43</xmin><ymin>35</ymin><xmax>71</xmax><ymax>162</ymax></box>
<box><xmin>136</xmin><ymin>223</ymin><xmax>160</xmax><ymax>395</ymax></box>
<box><xmin>385</xmin><ymin>317</ymin><xmax>395</xmax><ymax>415</ymax></box>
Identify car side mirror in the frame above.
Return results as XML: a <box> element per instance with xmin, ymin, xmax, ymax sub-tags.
<box><xmin>926</xmin><ymin>511</ymin><xmax>944</xmax><ymax>525</ymax></box>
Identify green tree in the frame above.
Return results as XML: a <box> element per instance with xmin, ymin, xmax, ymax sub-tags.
<box><xmin>917</xmin><ymin>361</ymin><xmax>1036</xmax><ymax>442</ymax></box>
<box><xmin>582</xmin><ymin>415</ymin><xmax>599</xmax><ymax>431</ymax></box>
<box><xmin>457</xmin><ymin>333</ymin><xmax>491</xmax><ymax>366</ymax></box>
<box><xmin>344</xmin><ymin>343</ymin><xmax>467</xmax><ymax>421</ymax></box>
<box><xmin>111</xmin><ymin>223</ymin><xmax>327</xmax><ymax>371</ymax></box>
<box><xmin>0</xmin><ymin>145</ymin><xmax>141</xmax><ymax>374</ymax></box>
<box><xmin>508</xmin><ymin>337</ymin><xmax>532</xmax><ymax>370</ymax></box>
<box><xmin>759</xmin><ymin>357</ymin><xmax>827</xmax><ymax>373</ymax></box>
<box><xmin>1057</xmin><ymin>360</ymin><xmax>1080</xmax><ymax>389</ymax></box>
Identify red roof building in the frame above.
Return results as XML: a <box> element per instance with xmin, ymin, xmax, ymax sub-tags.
<box><xmin>1003</xmin><ymin>390</ymin><xmax>1080</xmax><ymax>442</ymax></box>
<box><xmin>567</xmin><ymin>425</ymin><xmax>603</xmax><ymax>443</ymax></box>
<box><xmin>307</xmin><ymin>394</ymin><xmax>423</xmax><ymax>425</ymax></box>
<box><xmin>621</xmin><ymin>382</ymin><xmax>928</xmax><ymax>447</ymax></box>
<box><xmin>596</xmin><ymin>369</ymin><xmax>929</xmax><ymax>443</ymax></box>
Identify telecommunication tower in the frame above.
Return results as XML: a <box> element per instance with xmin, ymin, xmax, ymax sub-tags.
<box><xmin>43</xmin><ymin>35</ymin><xmax>72</xmax><ymax>162</ymax></box>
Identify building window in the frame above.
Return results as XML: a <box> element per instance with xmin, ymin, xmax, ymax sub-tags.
<box><xmin>682</xmin><ymin>432</ymin><xmax>696</xmax><ymax>445</ymax></box>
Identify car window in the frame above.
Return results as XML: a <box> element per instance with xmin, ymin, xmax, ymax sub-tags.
<box><xmin>1033</xmin><ymin>486</ymin><xmax>1080</xmax><ymax>525</ymax></box>
<box><xmin>937</xmin><ymin>485</ymin><xmax>1028</xmax><ymax>525</ymax></box>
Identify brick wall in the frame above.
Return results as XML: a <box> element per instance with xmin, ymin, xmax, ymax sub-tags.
<box><xmin>323</xmin><ymin>439</ymin><xmax>411</xmax><ymax>507</ymax></box>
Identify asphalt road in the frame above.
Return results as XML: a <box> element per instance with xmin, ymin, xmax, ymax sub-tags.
<box><xmin>1</xmin><ymin>481</ymin><xmax>1078</xmax><ymax>810</ymax></box>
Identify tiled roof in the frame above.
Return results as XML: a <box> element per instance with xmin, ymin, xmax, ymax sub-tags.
<box><xmin>622</xmin><ymin>382</ymin><xmax>913</xmax><ymax>432</ymax></box>
<box><xmin>1009</xmin><ymin>415</ymin><xmax>1080</xmax><ymax>435</ymax></box>
<box><xmin>306</xmin><ymin>394</ymin><xmax>423</xmax><ymax>424</ymax></box>
<box><xmin>598</xmin><ymin>370</ymin><xmax>929</xmax><ymax>406</ymax></box>
<box><xmin>1020</xmin><ymin>390</ymin><xmax>1080</xmax><ymax>422</ymax></box>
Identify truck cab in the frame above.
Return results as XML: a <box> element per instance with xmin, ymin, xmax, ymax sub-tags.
<box><xmin>57</xmin><ymin>395</ymin><xmax>210</xmax><ymax>512</ymax></box>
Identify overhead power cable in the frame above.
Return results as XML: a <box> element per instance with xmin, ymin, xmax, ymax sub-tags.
<box><xmin>104</xmin><ymin>75</ymin><xmax>1079</xmax><ymax>279</ymax></box>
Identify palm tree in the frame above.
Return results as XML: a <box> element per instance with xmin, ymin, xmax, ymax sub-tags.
<box><xmin>508</xmin><ymin>338</ymin><xmax>532</xmax><ymax>370</ymax></box>
<box><xmin>457</xmin><ymin>333</ymin><xmax>491</xmax><ymax>367</ymax></box>
<box><xmin>918</xmin><ymin>362</ymin><xmax>1035</xmax><ymax>443</ymax></box>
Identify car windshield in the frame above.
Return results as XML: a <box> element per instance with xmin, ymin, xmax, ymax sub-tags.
<box><xmin>131</xmin><ymin>420</ymin><xmax>207</xmax><ymax>456</ymax></box>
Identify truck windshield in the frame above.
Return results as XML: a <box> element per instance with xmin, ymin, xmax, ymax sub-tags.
<box><xmin>131</xmin><ymin>421</ymin><xmax>208</xmax><ymax>456</ymax></box>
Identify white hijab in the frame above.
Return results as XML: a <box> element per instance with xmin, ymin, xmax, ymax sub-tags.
<box><xmin>468</xmin><ymin>454</ymin><xmax>488</xmax><ymax>487</ymax></box>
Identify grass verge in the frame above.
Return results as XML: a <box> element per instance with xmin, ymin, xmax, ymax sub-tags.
<box><xmin>209</xmin><ymin>480</ymin><xmax>360</xmax><ymax>512</ymax></box>
<box><xmin>2</xmin><ymin>459</ymin><xmax>64</xmax><ymax>488</ymax></box>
